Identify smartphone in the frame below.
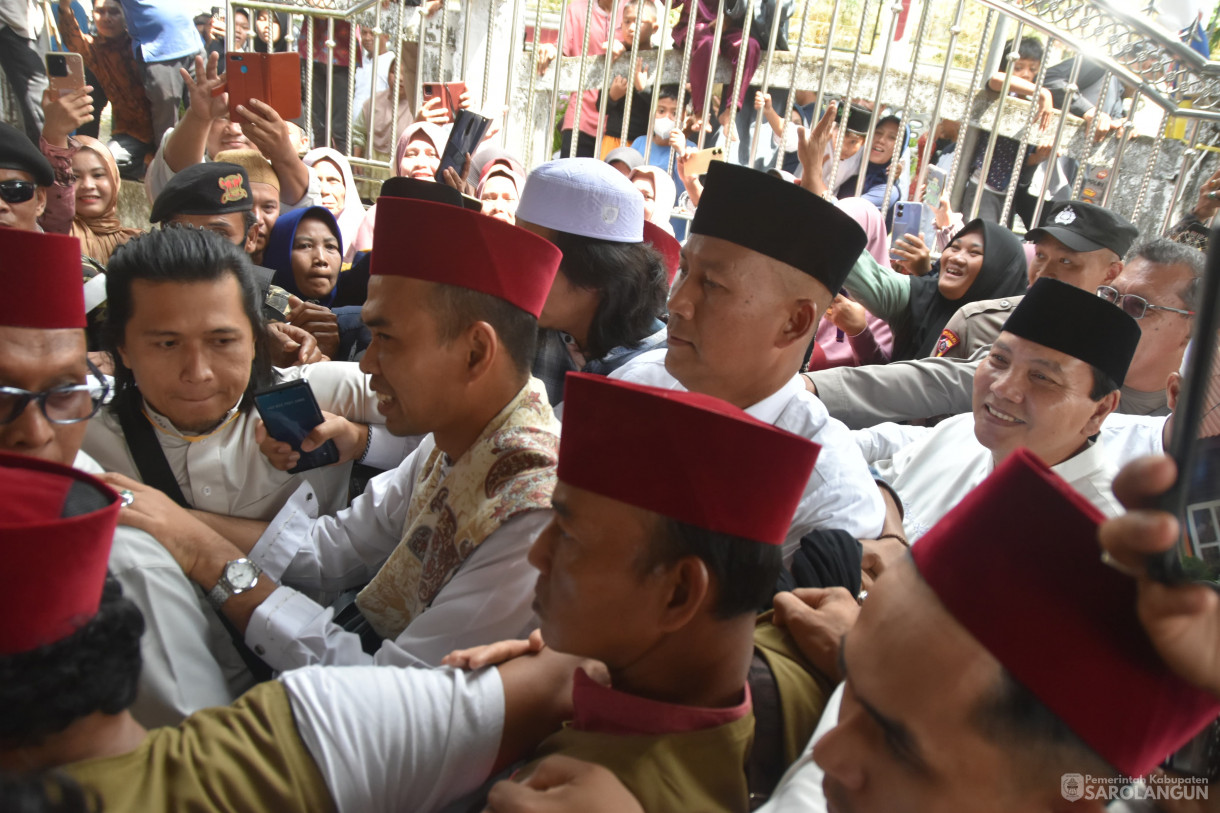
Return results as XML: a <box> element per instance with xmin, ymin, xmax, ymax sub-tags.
<box><xmin>889</xmin><ymin>201</ymin><xmax>934</xmax><ymax>260</ymax></box>
<box><xmin>422</xmin><ymin>81</ymin><xmax>467</xmax><ymax>117</ymax></box>
<box><xmin>253</xmin><ymin>379</ymin><xmax>340</xmax><ymax>475</ymax></box>
<box><xmin>223</xmin><ymin>52</ymin><xmax>302</xmax><ymax>122</ymax></box>
<box><xmin>922</xmin><ymin>165</ymin><xmax>946</xmax><ymax>207</ymax></box>
<box><xmin>45</xmin><ymin>52</ymin><xmax>85</xmax><ymax>97</ymax></box>
<box><xmin>1149</xmin><ymin>222</ymin><xmax>1220</xmax><ymax>584</ymax></box>
<box><xmin>438</xmin><ymin>109</ymin><xmax>491</xmax><ymax>180</ymax></box>
<box><xmin>684</xmin><ymin>146</ymin><xmax>724</xmax><ymax>176</ymax></box>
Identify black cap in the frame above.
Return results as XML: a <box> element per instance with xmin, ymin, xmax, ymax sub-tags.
<box><xmin>839</xmin><ymin>103</ymin><xmax>874</xmax><ymax>135</ymax></box>
<box><xmin>150</xmin><ymin>162</ymin><xmax>253</xmax><ymax>223</ymax></box>
<box><xmin>1002</xmin><ymin>277</ymin><xmax>1141</xmax><ymax>388</ymax></box>
<box><xmin>379</xmin><ymin>176</ymin><xmax>482</xmax><ymax>211</ymax></box>
<box><xmin>1026</xmin><ymin>201</ymin><xmax>1139</xmax><ymax>258</ymax></box>
<box><xmin>691</xmin><ymin>162</ymin><xmax>867</xmax><ymax>293</ymax></box>
<box><xmin>0</xmin><ymin>121</ymin><xmax>53</xmax><ymax>186</ymax></box>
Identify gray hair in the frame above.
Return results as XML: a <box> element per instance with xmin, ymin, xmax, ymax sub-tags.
<box><xmin>1124</xmin><ymin>237</ymin><xmax>1205</xmax><ymax>310</ymax></box>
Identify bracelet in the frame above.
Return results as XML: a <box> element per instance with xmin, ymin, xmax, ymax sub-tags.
<box><xmin>876</xmin><ymin>532</ymin><xmax>909</xmax><ymax>548</ymax></box>
<box><xmin>358</xmin><ymin>425</ymin><xmax>373</xmax><ymax>464</ymax></box>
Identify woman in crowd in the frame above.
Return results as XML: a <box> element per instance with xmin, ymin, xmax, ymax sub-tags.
<box><xmin>351</xmin><ymin>57</ymin><xmax>415</xmax><ymax>164</ymax></box>
<box><xmin>264</xmin><ymin>206</ymin><xmax>366</xmax><ymax>308</ymax></box>
<box><xmin>841</xmin><ymin>218</ymin><xmax>1027</xmax><ymax>362</ymax></box>
<box><xmin>476</xmin><ymin>156</ymin><xmax>525</xmax><ymax>224</ymax></box>
<box><xmin>350</xmin><ymin>121</ymin><xmax>447</xmax><ymax>253</ymax></box>
<box><xmin>252</xmin><ymin>9</ymin><xmax>289</xmax><ymax>51</ymax></box>
<box><xmin>302</xmin><ymin>147</ymin><xmax>365</xmax><ymax>255</ymax></box>
<box><xmin>69</xmin><ymin>136</ymin><xmax>143</xmax><ymax>265</ymax></box>
<box><xmin>629</xmin><ymin>165</ymin><xmax>677</xmax><ymax>236</ymax></box>
<box><xmin>810</xmin><ymin>197</ymin><xmax>893</xmax><ymax>369</ymax></box>
<box><xmin>834</xmin><ymin>114</ymin><xmax>909</xmax><ymax>221</ymax></box>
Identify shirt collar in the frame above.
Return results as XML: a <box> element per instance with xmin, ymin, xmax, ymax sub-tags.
<box><xmin>569</xmin><ymin>668</ymin><xmax>752</xmax><ymax>736</ymax></box>
<box><xmin>743</xmin><ymin>375</ymin><xmax>804</xmax><ymax>425</ymax></box>
<box><xmin>1050</xmin><ymin>437</ymin><xmax>1106</xmax><ymax>484</ymax></box>
<box><xmin>142</xmin><ymin>398</ymin><xmax>243</xmax><ymax>442</ymax></box>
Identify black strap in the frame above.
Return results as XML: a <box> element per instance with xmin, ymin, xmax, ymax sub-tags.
<box><xmin>745</xmin><ymin>651</ymin><xmax>786</xmax><ymax>809</ymax></box>
<box><xmin>113</xmin><ymin>394</ymin><xmax>273</xmax><ymax>682</ymax></box>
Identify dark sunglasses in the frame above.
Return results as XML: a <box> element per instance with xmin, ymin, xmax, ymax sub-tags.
<box><xmin>0</xmin><ymin>180</ymin><xmax>36</xmax><ymax>204</ymax></box>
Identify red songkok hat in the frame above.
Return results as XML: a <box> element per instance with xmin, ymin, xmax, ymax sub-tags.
<box><xmin>0</xmin><ymin>228</ymin><xmax>84</xmax><ymax>329</ymax></box>
<box><xmin>558</xmin><ymin>373</ymin><xmax>820</xmax><ymax>544</ymax></box>
<box><xmin>642</xmin><ymin>220</ymin><xmax>681</xmax><ymax>285</ymax></box>
<box><xmin>911</xmin><ymin>448</ymin><xmax>1220</xmax><ymax>778</ymax></box>
<box><xmin>0</xmin><ymin>452</ymin><xmax>120</xmax><ymax>654</ymax></box>
<box><xmin>370</xmin><ymin>196</ymin><xmax>561</xmax><ymax>318</ymax></box>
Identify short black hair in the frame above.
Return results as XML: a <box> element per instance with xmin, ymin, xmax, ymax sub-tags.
<box><xmin>658</xmin><ymin>84</ymin><xmax>679</xmax><ymax>102</ymax></box>
<box><xmin>548</xmin><ymin>232</ymin><xmax>668</xmax><ymax>360</ymax></box>
<box><xmin>972</xmin><ymin>668</ymin><xmax>1115</xmax><ymax>784</ymax></box>
<box><xmin>1005</xmin><ymin>35</ymin><xmax>1045</xmax><ymax>64</ymax></box>
<box><xmin>429</xmin><ymin>282</ymin><xmax>539</xmax><ymax>378</ymax></box>
<box><xmin>102</xmin><ymin>226</ymin><xmax>274</xmax><ymax>413</ymax></box>
<box><xmin>1088</xmin><ymin>364</ymin><xmax>1119</xmax><ymax>401</ymax></box>
<box><xmin>0</xmin><ymin>576</ymin><xmax>143</xmax><ymax>749</ymax></box>
<box><xmin>638</xmin><ymin>517</ymin><xmax>783</xmax><ymax>618</ymax></box>
<box><xmin>1125</xmin><ymin>237</ymin><xmax>1206</xmax><ymax>312</ymax></box>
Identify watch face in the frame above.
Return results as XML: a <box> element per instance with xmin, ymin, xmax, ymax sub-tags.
<box><xmin>225</xmin><ymin>560</ymin><xmax>260</xmax><ymax>590</ymax></box>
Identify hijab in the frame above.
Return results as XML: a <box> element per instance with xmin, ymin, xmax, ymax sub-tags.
<box><xmin>392</xmin><ymin>121</ymin><xmax>448</xmax><ymax>179</ymax></box>
<box><xmin>629</xmin><ymin>166</ymin><xmax>677</xmax><ymax>235</ymax></box>
<box><xmin>836</xmin><ymin>117</ymin><xmax>911</xmax><ymax>219</ymax></box>
<box><xmin>69</xmin><ymin>137</ymin><xmax>142</xmax><ymax>265</ymax></box>
<box><xmin>263</xmin><ymin>206</ymin><xmax>354</xmax><ymax>307</ymax></box>
<box><xmin>302</xmin><ymin>148</ymin><xmax>365</xmax><ymax>253</ymax></box>
<box><xmin>835</xmin><ymin>197</ymin><xmax>888</xmax><ymax>265</ymax></box>
<box><xmin>902</xmin><ymin>219</ymin><xmax>1028</xmax><ymax>360</ymax></box>
<box><xmin>475</xmin><ymin>157</ymin><xmax>525</xmax><ymax>198</ymax></box>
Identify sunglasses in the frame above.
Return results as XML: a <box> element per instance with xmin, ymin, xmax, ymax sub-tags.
<box><xmin>1097</xmin><ymin>285</ymin><xmax>1196</xmax><ymax>320</ymax></box>
<box><xmin>0</xmin><ymin>180</ymin><xmax>36</xmax><ymax>204</ymax></box>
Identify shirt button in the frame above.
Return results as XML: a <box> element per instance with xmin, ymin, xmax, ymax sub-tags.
<box><xmin>254</xmin><ymin>645</ymin><xmax>266</xmax><ymax>656</ymax></box>
<box><xmin>202</xmin><ymin>486</ymin><xmax>212</xmax><ymax>496</ymax></box>
<box><xmin>1000</xmin><ymin>300</ymin><xmax>1011</xmax><ymax>309</ymax></box>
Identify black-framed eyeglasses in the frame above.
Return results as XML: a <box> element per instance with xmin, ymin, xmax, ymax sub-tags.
<box><xmin>0</xmin><ymin>180</ymin><xmax>36</xmax><ymax>204</ymax></box>
<box><xmin>0</xmin><ymin>360</ymin><xmax>109</xmax><ymax>426</ymax></box>
<box><xmin>1097</xmin><ymin>285</ymin><xmax>1196</xmax><ymax>320</ymax></box>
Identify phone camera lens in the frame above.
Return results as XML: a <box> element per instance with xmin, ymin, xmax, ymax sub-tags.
<box><xmin>240</xmin><ymin>65</ymin><xmax>249</xmax><ymax>74</ymax></box>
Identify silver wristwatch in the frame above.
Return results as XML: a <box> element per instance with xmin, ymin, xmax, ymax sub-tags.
<box><xmin>206</xmin><ymin>558</ymin><xmax>262</xmax><ymax>611</ymax></box>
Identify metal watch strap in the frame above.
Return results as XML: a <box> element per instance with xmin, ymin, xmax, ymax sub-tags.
<box><xmin>206</xmin><ymin>559</ymin><xmax>261</xmax><ymax>611</ymax></box>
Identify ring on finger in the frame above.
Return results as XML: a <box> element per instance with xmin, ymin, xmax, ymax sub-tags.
<box><xmin>118</xmin><ymin>488</ymin><xmax>135</xmax><ymax>508</ymax></box>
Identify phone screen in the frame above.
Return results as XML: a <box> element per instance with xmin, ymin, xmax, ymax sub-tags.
<box><xmin>1153</xmin><ymin>224</ymin><xmax>1220</xmax><ymax>583</ymax></box>
<box><xmin>253</xmin><ymin>380</ymin><xmax>340</xmax><ymax>474</ymax></box>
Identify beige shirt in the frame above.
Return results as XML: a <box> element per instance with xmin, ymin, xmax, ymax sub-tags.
<box><xmin>82</xmin><ymin>362</ymin><xmax>388</xmax><ymax>520</ymax></box>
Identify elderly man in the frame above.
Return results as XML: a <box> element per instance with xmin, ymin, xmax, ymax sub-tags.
<box><xmin>519</xmin><ymin>372</ymin><xmax>831</xmax><ymax>811</ymax></box>
<box><xmin>855</xmin><ymin>277</ymin><xmax>1141</xmax><ymax>540</ymax></box>
<box><xmin>810</xmin><ymin>211</ymin><xmax>1196</xmax><ymax>428</ymax></box>
<box><xmin>110</xmin><ymin>195</ymin><xmax>564</xmax><ymax>669</ymax></box>
<box><xmin>613</xmin><ymin>161</ymin><xmax>885</xmax><ymax>561</ymax></box>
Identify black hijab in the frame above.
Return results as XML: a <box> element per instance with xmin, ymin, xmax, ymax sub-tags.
<box><xmin>900</xmin><ymin>219</ymin><xmax>1027</xmax><ymax>360</ymax></box>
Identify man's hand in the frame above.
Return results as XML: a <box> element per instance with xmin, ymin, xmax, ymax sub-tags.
<box><xmin>265</xmin><ymin>321</ymin><xmax>326</xmax><ymax>367</ymax></box>
<box><xmin>255</xmin><ymin>410</ymin><xmax>367</xmax><ymax>470</ymax></box>
<box><xmin>40</xmin><ymin>86</ymin><xmax>94</xmax><ymax>148</ymax></box>
<box><xmin>209</xmin><ymin>14</ymin><xmax>226</xmax><ymax>41</ymax></box>
<box><xmin>417</xmin><ymin>95</ymin><xmax>453</xmax><ymax>125</ymax></box>
<box><xmin>484</xmin><ymin>756</ymin><xmax>645</xmax><ymax>813</ymax></box>
<box><xmin>826</xmin><ymin>294</ymin><xmax>867</xmax><ymax>337</ymax></box>
<box><xmin>98</xmin><ymin>473</ymin><xmax>212</xmax><ymax>579</ymax></box>
<box><xmin>1194</xmin><ymin>167</ymin><xmax>1220</xmax><ymax>221</ymax></box>
<box><xmin>609</xmin><ymin>73</ymin><xmax>629</xmax><ymax>102</ymax></box>
<box><xmin>890</xmin><ymin>233</ymin><xmax>931</xmax><ymax>276</ymax></box>
<box><xmin>183</xmin><ymin>52</ymin><xmax>229</xmax><ymax>125</ymax></box>
<box><xmin>441</xmin><ymin>152</ymin><xmax>475</xmax><ymax>196</ymax></box>
<box><xmin>443</xmin><ymin>629</ymin><xmax>545</xmax><ymax>670</ymax></box>
<box><xmin>772</xmin><ymin>587</ymin><xmax>860</xmax><ymax>681</ymax></box>
<box><xmin>536</xmin><ymin>43</ymin><xmax>557</xmax><ymax>76</ymax></box>
<box><xmin>286</xmin><ymin>296</ymin><xmax>341</xmax><ymax>360</ymax></box>
<box><xmin>1082</xmin><ymin>108</ymin><xmax>1116</xmax><ymax>141</ymax></box>
<box><xmin>1035</xmin><ymin>87</ymin><xmax>1054</xmax><ymax>130</ymax></box>
<box><xmin>236</xmin><ymin>98</ymin><xmax>297</xmax><ymax>165</ymax></box>
<box><xmin>797</xmin><ymin>101</ymin><xmax>836</xmax><ymax>196</ymax></box>
<box><xmin>754</xmin><ymin>90</ymin><xmax>772</xmax><ymax>112</ymax></box>
<box><xmin>1099</xmin><ymin>455</ymin><xmax>1220</xmax><ymax>698</ymax></box>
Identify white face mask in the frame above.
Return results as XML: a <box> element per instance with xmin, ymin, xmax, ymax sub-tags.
<box><xmin>653</xmin><ymin>116</ymin><xmax>675</xmax><ymax>141</ymax></box>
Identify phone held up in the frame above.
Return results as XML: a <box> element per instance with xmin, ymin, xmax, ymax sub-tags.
<box><xmin>45</xmin><ymin>52</ymin><xmax>86</xmax><ymax>97</ymax></box>
<box><xmin>253</xmin><ymin>379</ymin><xmax>340</xmax><ymax>475</ymax></box>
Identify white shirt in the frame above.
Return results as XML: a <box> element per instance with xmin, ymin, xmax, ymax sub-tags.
<box><xmin>857</xmin><ymin>413</ymin><xmax>1125</xmax><ymax>541</ymax></box>
<box><xmin>611</xmin><ymin>350</ymin><xmax>886</xmax><ymax>563</ymax></box>
<box><xmin>75</xmin><ymin>450</ymin><xmax>254</xmax><ymax>728</ymax></box>
<box><xmin>82</xmin><ymin>362</ymin><xmax>410</xmax><ymax>521</ymax></box>
<box><xmin>281</xmin><ymin>663</ymin><xmax>504</xmax><ymax>813</ymax></box>
<box><xmin>757</xmin><ymin>682</ymin><xmax>842</xmax><ymax>813</ymax></box>
<box><xmin>353</xmin><ymin>49</ymin><xmax>392</xmax><ymax>113</ymax></box>
<box><xmin>1101</xmin><ymin>413</ymin><xmax>1167</xmax><ymax>466</ymax></box>
<box><xmin>244</xmin><ymin>434</ymin><xmax>549</xmax><ymax>670</ymax></box>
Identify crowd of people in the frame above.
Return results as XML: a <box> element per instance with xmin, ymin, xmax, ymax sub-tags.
<box><xmin>0</xmin><ymin>1</ymin><xmax>1219</xmax><ymax>812</ymax></box>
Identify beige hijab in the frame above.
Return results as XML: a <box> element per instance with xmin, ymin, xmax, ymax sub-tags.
<box><xmin>70</xmin><ymin>137</ymin><xmax>142</xmax><ymax>265</ymax></box>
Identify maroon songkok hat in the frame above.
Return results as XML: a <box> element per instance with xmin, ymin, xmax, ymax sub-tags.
<box><xmin>0</xmin><ymin>228</ymin><xmax>84</xmax><ymax>329</ymax></box>
<box><xmin>558</xmin><ymin>373</ymin><xmax>820</xmax><ymax>545</ymax></box>
<box><xmin>0</xmin><ymin>452</ymin><xmax>120</xmax><ymax>654</ymax></box>
<box><xmin>370</xmin><ymin>196</ymin><xmax>561</xmax><ymax>318</ymax></box>
<box><xmin>911</xmin><ymin>448</ymin><xmax>1220</xmax><ymax>777</ymax></box>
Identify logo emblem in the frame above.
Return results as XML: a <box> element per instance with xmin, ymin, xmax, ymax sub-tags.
<box><xmin>934</xmin><ymin>329</ymin><xmax>960</xmax><ymax>358</ymax></box>
<box><xmin>1054</xmin><ymin>206</ymin><xmax>1077</xmax><ymax>225</ymax></box>
<box><xmin>601</xmin><ymin>205</ymin><xmax>619</xmax><ymax>225</ymax></box>
<box><xmin>218</xmin><ymin>174</ymin><xmax>249</xmax><ymax>205</ymax></box>
<box><xmin>1061</xmin><ymin>774</ymin><xmax>1084</xmax><ymax>802</ymax></box>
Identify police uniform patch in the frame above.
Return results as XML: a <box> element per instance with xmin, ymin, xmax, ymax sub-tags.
<box><xmin>218</xmin><ymin>173</ymin><xmax>249</xmax><ymax>204</ymax></box>
<box><xmin>934</xmin><ymin>328</ymin><xmax>960</xmax><ymax>357</ymax></box>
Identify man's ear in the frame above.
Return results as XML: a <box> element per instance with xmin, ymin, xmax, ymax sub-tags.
<box><xmin>1102</xmin><ymin>258</ymin><xmax>1122</xmax><ymax>285</ymax></box>
<box><xmin>778</xmin><ymin>299</ymin><xmax>819</xmax><ymax>349</ymax></box>
<box><xmin>1166</xmin><ymin>371</ymin><xmax>1182</xmax><ymax>411</ymax></box>
<box><xmin>34</xmin><ymin>186</ymin><xmax>46</xmax><ymax>219</ymax></box>
<box><xmin>1083</xmin><ymin>388</ymin><xmax>1121</xmax><ymax>437</ymax></box>
<box><xmin>464</xmin><ymin>320</ymin><xmax>500</xmax><ymax>381</ymax></box>
<box><xmin>243</xmin><ymin>221</ymin><xmax>259</xmax><ymax>255</ymax></box>
<box><xmin>656</xmin><ymin>555</ymin><xmax>710</xmax><ymax>633</ymax></box>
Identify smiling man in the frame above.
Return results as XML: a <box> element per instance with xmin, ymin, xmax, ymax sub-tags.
<box><xmin>854</xmin><ymin>277</ymin><xmax>1141</xmax><ymax>539</ymax></box>
<box><xmin>110</xmin><ymin>195</ymin><xmax>564</xmax><ymax>670</ymax></box>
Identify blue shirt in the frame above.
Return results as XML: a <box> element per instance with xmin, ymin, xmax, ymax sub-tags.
<box><xmin>117</xmin><ymin>0</ymin><xmax>200</xmax><ymax>62</ymax></box>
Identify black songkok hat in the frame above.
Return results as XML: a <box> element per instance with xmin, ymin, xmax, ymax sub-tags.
<box><xmin>150</xmin><ymin>162</ymin><xmax>252</xmax><ymax>223</ymax></box>
<box><xmin>0</xmin><ymin>121</ymin><xmax>53</xmax><ymax>186</ymax></box>
<box><xmin>1002</xmin><ymin>277</ymin><xmax>1141</xmax><ymax>388</ymax></box>
<box><xmin>379</xmin><ymin>176</ymin><xmax>482</xmax><ymax>211</ymax></box>
<box><xmin>691</xmin><ymin>162</ymin><xmax>867</xmax><ymax>293</ymax></box>
<box><xmin>839</xmin><ymin>103</ymin><xmax>874</xmax><ymax>135</ymax></box>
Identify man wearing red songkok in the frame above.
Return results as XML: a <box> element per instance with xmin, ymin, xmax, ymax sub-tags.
<box><xmin>514</xmin><ymin>372</ymin><xmax>834</xmax><ymax>811</ymax></box>
<box><xmin>109</xmin><ymin>195</ymin><xmax>565</xmax><ymax>668</ymax></box>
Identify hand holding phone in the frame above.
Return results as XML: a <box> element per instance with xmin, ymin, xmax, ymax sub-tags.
<box><xmin>683</xmin><ymin>146</ymin><xmax>723</xmax><ymax>176</ymax></box>
<box><xmin>438</xmin><ymin>109</ymin><xmax>491</xmax><ymax>181</ymax></box>
<box><xmin>422</xmin><ymin>82</ymin><xmax>467</xmax><ymax>118</ymax></box>
<box><xmin>253</xmin><ymin>380</ymin><xmax>340</xmax><ymax>474</ymax></box>
<box><xmin>223</xmin><ymin>52</ymin><xmax>301</xmax><ymax>122</ymax></box>
<box><xmin>45</xmin><ymin>52</ymin><xmax>85</xmax><ymax>96</ymax></box>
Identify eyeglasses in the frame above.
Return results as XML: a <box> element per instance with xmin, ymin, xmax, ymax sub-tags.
<box><xmin>1096</xmin><ymin>285</ymin><xmax>1195</xmax><ymax>320</ymax></box>
<box><xmin>0</xmin><ymin>180</ymin><xmax>36</xmax><ymax>204</ymax></box>
<box><xmin>0</xmin><ymin>362</ymin><xmax>109</xmax><ymax>426</ymax></box>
